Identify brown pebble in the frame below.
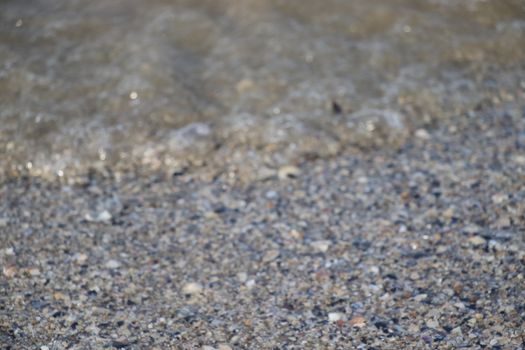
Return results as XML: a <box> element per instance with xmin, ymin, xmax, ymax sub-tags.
<box><xmin>53</xmin><ymin>292</ymin><xmax>67</xmax><ymax>301</ymax></box>
<box><xmin>349</xmin><ymin>316</ymin><xmax>366</xmax><ymax>328</ymax></box>
<box><xmin>452</xmin><ymin>282</ymin><xmax>463</xmax><ymax>295</ymax></box>
<box><xmin>3</xmin><ymin>265</ymin><xmax>17</xmax><ymax>278</ymax></box>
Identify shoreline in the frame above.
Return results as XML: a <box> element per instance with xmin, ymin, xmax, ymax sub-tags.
<box><xmin>1</xmin><ymin>103</ymin><xmax>524</xmax><ymax>349</ymax></box>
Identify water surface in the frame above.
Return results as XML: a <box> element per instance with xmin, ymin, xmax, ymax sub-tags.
<box><xmin>1</xmin><ymin>0</ymin><xmax>524</xmax><ymax>178</ymax></box>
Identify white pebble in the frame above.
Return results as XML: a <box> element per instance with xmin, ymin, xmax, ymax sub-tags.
<box><xmin>105</xmin><ymin>260</ymin><xmax>121</xmax><ymax>269</ymax></box>
<box><xmin>237</xmin><ymin>272</ymin><xmax>248</xmax><ymax>283</ymax></box>
<box><xmin>182</xmin><ymin>282</ymin><xmax>203</xmax><ymax>294</ymax></box>
<box><xmin>328</xmin><ymin>312</ymin><xmax>344</xmax><ymax>322</ymax></box>
<box><xmin>278</xmin><ymin>165</ymin><xmax>301</xmax><ymax>180</ymax></box>
<box><xmin>468</xmin><ymin>236</ymin><xmax>486</xmax><ymax>246</ymax></box>
<box><xmin>245</xmin><ymin>279</ymin><xmax>256</xmax><ymax>289</ymax></box>
<box><xmin>97</xmin><ymin>210</ymin><xmax>112</xmax><ymax>222</ymax></box>
<box><xmin>310</xmin><ymin>240</ymin><xmax>331</xmax><ymax>253</ymax></box>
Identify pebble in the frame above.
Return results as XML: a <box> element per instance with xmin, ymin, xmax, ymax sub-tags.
<box><xmin>278</xmin><ymin>165</ymin><xmax>301</xmax><ymax>180</ymax></box>
<box><xmin>182</xmin><ymin>282</ymin><xmax>203</xmax><ymax>294</ymax></box>
<box><xmin>235</xmin><ymin>78</ymin><xmax>254</xmax><ymax>93</ymax></box>
<box><xmin>289</xmin><ymin>229</ymin><xmax>304</xmax><ymax>240</ymax></box>
<box><xmin>491</xmin><ymin>193</ymin><xmax>507</xmax><ymax>204</ymax></box>
<box><xmin>265</xmin><ymin>190</ymin><xmax>278</xmax><ymax>199</ymax></box>
<box><xmin>245</xmin><ymin>279</ymin><xmax>256</xmax><ymax>289</ymax></box>
<box><xmin>24</xmin><ymin>267</ymin><xmax>40</xmax><ymax>276</ymax></box>
<box><xmin>105</xmin><ymin>260</ymin><xmax>121</xmax><ymax>269</ymax></box>
<box><xmin>4</xmin><ymin>247</ymin><xmax>15</xmax><ymax>255</ymax></box>
<box><xmin>86</xmin><ymin>210</ymin><xmax>112</xmax><ymax>222</ymax></box>
<box><xmin>328</xmin><ymin>312</ymin><xmax>345</xmax><ymax>322</ymax></box>
<box><xmin>451</xmin><ymin>326</ymin><xmax>462</xmax><ymax>335</ymax></box>
<box><xmin>349</xmin><ymin>316</ymin><xmax>366</xmax><ymax>328</ymax></box>
<box><xmin>53</xmin><ymin>292</ymin><xmax>67</xmax><ymax>301</ymax></box>
<box><xmin>368</xmin><ymin>266</ymin><xmax>380</xmax><ymax>275</ymax></box>
<box><xmin>310</xmin><ymin>240</ymin><xmax>331</xmax><ymax>253</ymax></box>
<box><xmin>415</xmin><ymin>129</ymin><xmax>431</xmax><ymax>140</ymax></box>
<box><xmin>262</xmin><ymin>249</ymin><xmax>280</xmax><ymax>263</ymax></box>
<box><xmin>468</xmin><ymin>236</ymin><xmax>486</xmax><ymax>247</ymax></box>
<box><xmin>74</xmin><ymin>253</ymin><xmax>88</xmax><ymax>265</ymax></box>
<box><xmin>414</xmin><ymin>293</ymin><xmax>427</xmax><ymax>302</ymax></box>
<box><xmin>97</xmin><ymin>210</ymin><xmax>112</xmax><ymax>222</ymax></box>
<box><xmin>426</xmin><ymin>319</ymin><xmax>439</xmax><ymax>329</ymax></box>
<box><xmin>218</xmin><ymin>345</ymin><xmax>233</xmax><ymax>350</ymax></box>
<box><xmin>237</xmin><ymin>272</ymin><xmax>248</xmax><ymax>283</ymax></box>
<box><xmin>3</xmin><ymin>266</ymin><xmax>17</xmax><ymax>278</ymax></box>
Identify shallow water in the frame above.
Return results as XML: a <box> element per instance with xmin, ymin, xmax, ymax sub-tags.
<box><xmin>1</xmin><ymin>0</ymin><xmax>524</xmax><ymax>179</ymax></box>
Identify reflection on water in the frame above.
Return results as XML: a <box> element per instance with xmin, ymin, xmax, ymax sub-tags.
<box><xmin>1</xmin><ymin>0</ymin><xmax>524</xmax><ymax>178</ymax></box>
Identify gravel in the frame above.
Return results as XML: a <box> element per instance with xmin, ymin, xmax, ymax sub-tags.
<box><xmin>1</xmin><ymin>97</ymin><xmax>525</xmax><ymax>349</ymax></box>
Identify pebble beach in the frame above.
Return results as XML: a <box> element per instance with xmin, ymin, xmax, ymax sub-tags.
<box><xmin>1</xmin><ymin>0</ymin><xmax>525</xmax><ymax>349</ymax></box>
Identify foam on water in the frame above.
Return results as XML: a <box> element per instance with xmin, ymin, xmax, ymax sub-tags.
<box><xmin>1</xmin><ymin>0</ymin><xmax>524</xmax><ymax>180</ymax></box>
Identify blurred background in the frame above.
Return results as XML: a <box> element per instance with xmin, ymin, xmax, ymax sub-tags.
<box><xmin>1</xmin><ymin>0</ymin><xmax>524</xmax><ymax>179</ymax></box>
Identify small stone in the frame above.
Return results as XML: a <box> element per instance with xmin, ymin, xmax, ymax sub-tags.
<box><xmin>436</xmin><ymin>245</ymin><xmax>448</xmax><ymax>254</ymax></box>
<box><xmin>53</xmin><ymin>292</ymin><xmax>67</xmax><ymax>301</ymax></box>
<box><xmin>74</xmin><ymin>253</ymin><xmax>88</xmax><ymax>265</ymax></box>
<box><xmin>236</xmin><ymin>78</ymin><xmax>254</xmax><ymax>93</ymax></box>
<box><xmin>41</xmin><ymin>346</ymin><xmax>50</xmax><ymax>350</ymax></box>
<box><xmin>105</xmin><ymin>260</ymin><xmax>121</xmax><ymax>269</ymax></box>
<box><xmin>451</xmin><ymin>326</ymin><xmax>462</xmax><ymax>335</ymax></box>
<box><xmin>512</xmin><ymin>154</ymin><xmax>525</xmax><ymax>165</ymax></box>
<box><xmin>452</xmin><ymin>282</ymin><xmax>463</xmax><ymax>295</ymax></box>
<box><xmin>414</xmin><ymin>294</ymin><xmax>427</xmax><ymax>302</ymax></box>
<box><xmin>112</xmin><ymin>340</ymin><xmax>130</xmax><ymax>349</ymax></box>
<box><xmin>349</xmin><ymin>316</ymin><xmax>366</xmax><ymax>328</ymax></box>
<box><xmin>245</xmin><ymin>279</ymin><xmax>256</xmax><ymax>289</ymax></box>
<box><xmin>262</xmin><ymin>249</ymin><xmax>279</xmax><ymax>263</ymax></box>
<box><xmin>454</xmin><ymin>302</ymin><xmax>466</xmax><ymax>310</ymax></box>
<box><xmin>3</xmin><ymin>266</ymin><xmax>17</xmax><ymax>278</ymax></box>
<box><xmin>491</xmin><ymin>193</ymin><xmax>507</xmax><ymax>204</ymax></box>
<box><xmin>202</xmin><ymin>346</ymin><xmax>216</xmax><ymax>350</ymax></box>
<box><xmin>368</xmin><ymin>266</ymin><xmax>380</xmax><ymax>275</ymax></box>
<box><xmin>288</xmin><ymin>229</ymin><xmax>304</xmax><ymax>240</ymax></box>
<box><xmin>426</xmin><ymin>319</ymin><xmax>439</xmax><ymax>329</ymax></box>
<box><xmin>468</xmin><ymin>236</ymin><xmax>486</xmax><ymax>247</ymax></box>
<box><xmin>25</xmin><ymin>267</ymin><xmax>40</xmax><ymax>276</ymax></box>
<box><xmin>4</xmin><ymin>247</ymin><xmax>15</xmax><ymax>255</ymax></box>
<box><xmin>237</xmin><ymin>272</ymin><xmax>248</xmax><ymax>283</ymax></box>
<box><xmin>182</xmin><ymin>282</ymin><xmax>203</xmax><ymax>295</ymax></box>
<box><xmin>265</xmin><ymin>190</ymin><xmax>278</xmax><ymax>199</ymax></box>
<box><xmin>0</xmin><ymin>218</ymin><xmax>8</xmax><ymax>227</ymax></box>
<box><xmin>421</xmin><ymin>335</ymin><xmax>432</xmax><ymax>344</ymax></box>
<box><xmin>310</xmin><ymin>240</ymin><xmax>331</xmax><ymax>253</ymax></box>
<box><xmin>463</xmin><ymin>225</ymin><xmax>481</xmax><ymax>234</ymax></box>
<box><xmin>442</xmin><ymin>208</ymin><xmax>455</xmax><ymax>219</ymax></box>
<box><xmin>408</xmin><ymin>324</ymin><xmax>420</xmax><ymax>333</ymax></box>
<box><xmin>97</xmin><ymin>210</ymin><xmax>112</xmax><ymax>222</ymax></box>
<box><xmin>415</xmin><ymin>129</ymin><xmax>431</xmax><ymax>140</ymax></box>
<box><xmin>328</xmin><ymin>312</ymin><xmax>344</xmax><ymax>322</ymax></box>
<box><xmin>218</xmin><ymin>345</ymin><xmax>233</xmax><ymax>350</ymax></box>
<box><xmin>85</xmin><ymin>210</ymin><xmax>112</xmax><ymax>223</ymax></box>
<box><xmin>278</xmin><ymin>165</ymin><xmax>301</xmax><ymax>180</ymax></box>
<box><xmin>410</xmin><ymin>272</ymin><xmax>420</xmax><ymax>280</ymax></box>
